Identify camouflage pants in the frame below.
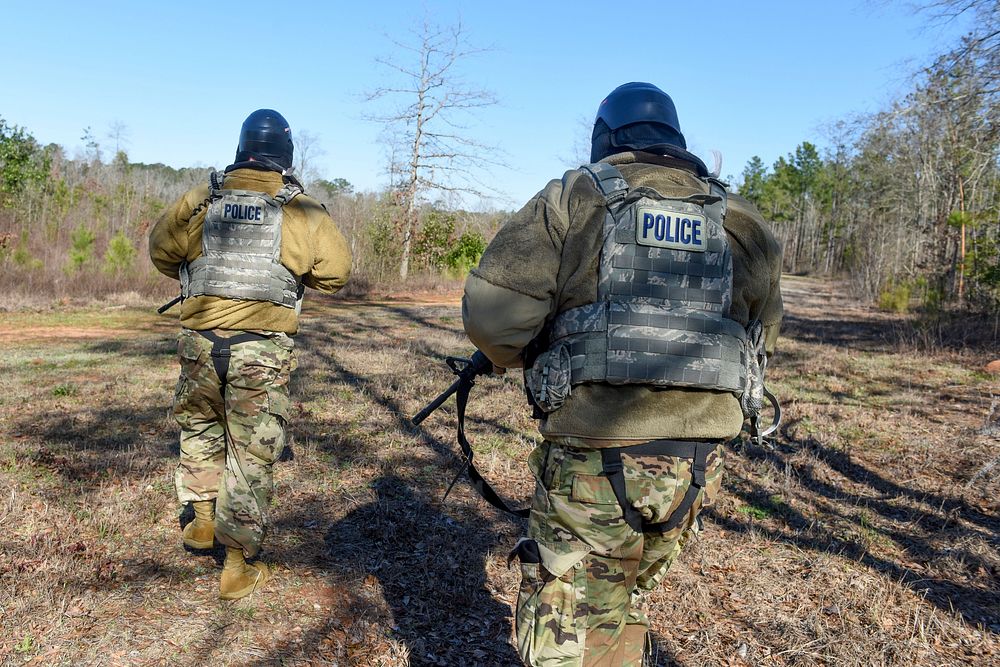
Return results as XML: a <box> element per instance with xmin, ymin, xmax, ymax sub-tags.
<box><xmin>172</xmin><ymin>328</ymin><xmax>295</xmax><ymax>558</ymax></box>
<box><xmin>514</xmin><ymin>440</ymin><xmax>725</xmax><ymax>667</ymax></box>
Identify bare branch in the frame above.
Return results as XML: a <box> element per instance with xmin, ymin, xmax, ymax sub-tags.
<box><xmin>363</xmin><ymin>13</ymin><xmax>506</xmax><ymax>279</ymax></box>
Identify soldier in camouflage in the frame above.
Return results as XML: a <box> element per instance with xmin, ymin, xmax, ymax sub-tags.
<box><xmin>463</xmin><ymin>83</ymin><xmax>783</xmax><ymax>665</ymax></box>
<box><xmin>150</xmin><ymin>109</ymin><xmax>352</xmax><ymax>600</ymax></box>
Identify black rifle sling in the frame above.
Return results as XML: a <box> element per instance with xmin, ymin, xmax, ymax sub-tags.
<box><xmin>450</xmin><ymin>376</ymin><xmax>530</xmax><ymax>519</ymax></box>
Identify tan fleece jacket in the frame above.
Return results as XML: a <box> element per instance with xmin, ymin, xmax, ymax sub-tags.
<box><xmin>149</xmin><ymin>168</ymin><xmax>352</xmax><ymax>334</ymax></box>
<box><xmin>463</xmin><ymin>151</ymin><xmax>783</xmax><ymax>446</ymax></box>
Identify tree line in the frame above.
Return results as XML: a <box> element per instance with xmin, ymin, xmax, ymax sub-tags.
<box><xmin>735</xmin><ymin>2</ymin><xmax>999</xmax><ymax>315</ymax></box>
<box><xmin>0</xmin><ymin>19</ymin><xmax>502</xmax><ymax>305</ymax></box>
<box><xmin>0</xmin><ymin>121</ymin><xmax>498</xmax><ymax>305</ymax></box>
<box><xmin>2</xmin><ymin>5</ymin><xmax>997</xmax><ymax>317</ymax></box>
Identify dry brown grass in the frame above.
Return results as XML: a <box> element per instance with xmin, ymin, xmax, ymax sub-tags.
<box><xmin>0</xmin><ymin>276</ymin><xmax>997</xmax><ymax>666</ymax></box>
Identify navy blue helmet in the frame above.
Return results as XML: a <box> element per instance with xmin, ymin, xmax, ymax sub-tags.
<box><xmin>235</xmin><ymin>109</ymin><xmax>294</xmax><ymax>171</ymax></box>
<box><xmin>591</xmin><ymin>83</ymin><xmax>688</xmax><ymax>163</ymax></box>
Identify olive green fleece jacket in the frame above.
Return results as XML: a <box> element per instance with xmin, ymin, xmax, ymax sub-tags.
<box><xmin>149</xmin><ymin>168</ymin><xmax>352</xmax><ymax>334</ymax></box>
<box><xmin>462</xmin><ymin>151</ymin><xmax>783</xmax><ymax>446</ymax></box>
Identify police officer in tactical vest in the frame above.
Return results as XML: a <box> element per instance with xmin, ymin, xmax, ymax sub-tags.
<box><xmin>462</xmin><ymin>83</ymin><xmax>783</xmax><ymax>665</ymax></box>
<box><xmin>150</xmin><ymin>109</ymin><xmax>352</xmax><ymax>600</ymax></box>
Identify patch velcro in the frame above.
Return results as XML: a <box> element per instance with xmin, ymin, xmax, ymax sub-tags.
<box><xmin>635</xmin><ymin>206</ymin><xmax>707</xmax><ymax>252</ymax></box>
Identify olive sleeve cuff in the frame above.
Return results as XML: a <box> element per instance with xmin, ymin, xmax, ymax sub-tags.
<box><xmin>462</xmin><ymin>275</ymin><xmax>551</xmax><ymax>368</ymax></box>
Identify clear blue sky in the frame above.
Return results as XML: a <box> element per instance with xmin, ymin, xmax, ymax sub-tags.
<box><xmin>1</xmin><ymin>1</ymin><xmax>974</xmax><ymax>208</ymax></box>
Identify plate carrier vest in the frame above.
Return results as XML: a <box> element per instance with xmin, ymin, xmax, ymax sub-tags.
<box><xmin>526</xmin><ymin>162</ymin><xmax>767</xmax><ymax>418</ymax></box>
<box><xmin>181</xmin><ymin>171</ymin><xmax>302</xmax><ymax>309</ymax></box>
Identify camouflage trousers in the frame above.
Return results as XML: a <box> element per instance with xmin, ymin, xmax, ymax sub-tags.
<box><xmin>172</xmin><ymin>328</ymin><xmax>296</xmax><ymax>558</ymax></box>
<box><xmin>514</xmin><ymin>439</ymin><xmax>725</xmax><ymax>667</ymax></box>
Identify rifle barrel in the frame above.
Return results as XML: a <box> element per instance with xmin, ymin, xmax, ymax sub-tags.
<box><xmin>157</xmin><ymin>295</ymin><xmax>183</xmax><ymax>314</ymax></box>
<box><xmin>411</xmin><ymin>377</ymin><xmax>462</xmax><ymax>425</ymax></box>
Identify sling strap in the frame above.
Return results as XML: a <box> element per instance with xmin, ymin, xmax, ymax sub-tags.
<box><xmin>194</xmin><ymin>330</ymin><xmax>271</xmax><ymax>394</ymax></box>
<box><xmin>450</xmin><ymin>374</ymin><xmax>530</xmax><ymax>519</ymax></box>
<box><xmin>598</xmin><ymin>439</ymin><xmax>718</xmax><ymax>534</ymax></box>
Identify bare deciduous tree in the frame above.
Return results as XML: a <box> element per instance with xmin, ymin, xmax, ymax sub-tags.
<box><xmin>366</xmin><ymin>17</ymin><xmax>500</xmax><ymax>280</ymax></box>
<box><xmin>106</xmin><ymin>120</ymin><xmax>130</xmax><ymax>158</ymax></box>
<box><xmin>293</xmin><ymin>129</ymin><xmax>326</xmax><ymax>186</ymax></box>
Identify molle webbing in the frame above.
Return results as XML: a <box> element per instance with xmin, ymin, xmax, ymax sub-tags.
<box><xmin>184</xmin><ymin>172</ymin><xmax>302</xmax><ymax>309</ymax></box>
<box><xmin>601</xmin><ymin>212</ymin><xmax>729</xmax><ymax>305</ymax></box>
<box><xmin>553</xmin><ymin>302</ymin><xmax>747</xmax><ymax>390</ymax></box>
<box><xmin>581</xmin><ymin>162</ymin><xmax>629</xmax><ymax>204</ymax></box>
<box><xmin>552</xmin><ymin>163</ymin><xmax>745</xmax><ymax>393</ymax></box>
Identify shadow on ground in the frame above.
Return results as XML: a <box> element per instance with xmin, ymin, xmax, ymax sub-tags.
<box><xmin>707</xmin><ymin>423</ymin><xmax>1000</xmax><ymax>628</ymax></box>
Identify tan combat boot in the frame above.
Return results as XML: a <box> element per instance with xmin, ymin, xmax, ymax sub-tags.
<box><xmin>219</xmin><ymin>547</ymin><xmax>270</xmax><ymax>600</ymax></box>
<box><xmin>182</xmin><ymin>500</ymin><xmax>215</xmax><ymax>550</ymax></box>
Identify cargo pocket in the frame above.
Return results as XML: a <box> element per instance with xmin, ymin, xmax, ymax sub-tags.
<box><xmin>571</xmin><ymin>474</ymin><xmax>619</xmax><ymax>505</ymax></box>
<box><xmin>235</xmin><ymin>351</ymin><xmax>290</xmax><ymax>464</ymax></box>
<box><xmin>567</xmin><ymin>472</ymin><xmax>649</xmax><ymax>543</ymax></box>
<box><xmin>700</xmin><ymin>447</ymin><xmax>726</xmax><ymax>508</ymax></box>
<box><xmin>173</xmin><ymin>333</ymin><xmax>206</xmax><ymax>416</ymax></box>
<box><xmin>172</xmin><ymin>376</ymin><xmax>191</xmax><ymax>416</ymax></box>
<box><xmin>512</xmin><ymin>538</ymin><xmax>589</xmax><ymax>665</ymax></box>
<box><xmin>265</xmin><ymin>385</ymin><xmax>290</xmax><ymax>424</ymax></box>
<box><xmin>269</xmin><ymin>333</ymin><xmax>297</xmax><ymax>368</ymax></box>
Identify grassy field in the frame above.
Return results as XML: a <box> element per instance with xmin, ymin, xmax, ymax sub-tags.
<box><xmin>0</xmin><ymin>276</ymin><xmax>997</xmax><ymax>666</ymax></box>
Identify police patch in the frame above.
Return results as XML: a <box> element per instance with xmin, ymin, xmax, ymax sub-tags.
<box><xmin>221</xmin><ymin>202</ymin><xmax>263</xmax><ymax>223</ymax></box>
<box><xmin>635</xmin><ymin>206</ymin><xmax>706</xmax><ymax>252</ymax></box>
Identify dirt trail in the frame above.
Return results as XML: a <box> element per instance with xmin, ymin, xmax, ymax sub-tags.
<box><xmin>0</xmin><ymin>292</ymin><xmax>464</xmax><ymax>342</ymax></box>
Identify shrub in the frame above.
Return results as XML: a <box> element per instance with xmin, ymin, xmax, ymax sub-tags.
<box><xmin>10</xmin><ymin>231</ymin><xmax>42</xmax><ymax>269</ymax></box>
<box><xmin>102</xmin><ymin>231</ymin><xmax>137</xmax><ymax>274</ymax></box>
<box><xmin>878</xmin><ymin>283</ymin><xmax>911</xmax><ymax>313</ymax></box>
<box><xmin>444</xmin><ymin>231</ymin><xmax>486</xmax><ymax>276</ymax></box>
<box><xmin>66</xmin><ymin>223</ymin><xmax>96</xmax><ymax>273</ymax></box>
<box><xmin>413</xmin><ymin>211</ymin><xmax>456</xmax><ymax>270</ymax></box>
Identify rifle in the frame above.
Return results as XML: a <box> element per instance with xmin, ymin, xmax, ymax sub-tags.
<box><xmin>412</xmin><ymin>351</ymin><xmax>492</xmax><ymax>426</ymax></box>
<box><xmin>411</xmin><ymin>351</ymin><xmax>528</xmax><ymax>519</ymax></box>
<box><xmin>157</xmin><ymin>295</ymin><xmax>182</xmax><ymax>314</ymax></box>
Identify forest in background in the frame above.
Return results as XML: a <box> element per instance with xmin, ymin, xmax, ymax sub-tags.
<box><xmin>0</xmin><ymin>133</ymin><xmax>502</xmax><ymax>305</ymax></box>
<box><xmin>1</xmin><ymin>2</ymin><xmax>997</xmax><ymax>332</ymax></box>
<box><xmin>733</xmin><ymin>1</ymin><xmax>999</xmax><ymax>322</ymax></box>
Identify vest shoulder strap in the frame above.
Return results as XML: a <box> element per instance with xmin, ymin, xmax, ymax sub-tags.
<box><xmin>207</xmin><ymin>171</ymin><xmax>301</xmax><ymax>207</ymax></box>
<box><xmin>580</xmin><ymin>162</ymin><xmax>629</xmax><ymax>206</ymax></box>
<box><xmin>705</xmin><ymin>176</ymin><xmax>729</xmax><ymax>226</ymax></box>
<box><xmin>273</xmin><ymin>183</ymin><xmax>302</xmax><ymax>206</ymax></box>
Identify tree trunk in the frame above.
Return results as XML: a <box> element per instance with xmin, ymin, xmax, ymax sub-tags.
<box><xmin>957</xmin><ymin>176</ymin><xmax>966</xmax><ymax>304</ymax></box>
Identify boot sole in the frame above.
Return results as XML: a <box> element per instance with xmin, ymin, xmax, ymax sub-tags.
<box><xmin>183</xmin><ymin>537</ymin><xmax>215</xmax><ymax>550</ymax></box>
<box><xmin>219</xmin><ymin>563</ymin><xmax>270</xmax><ymax>601</ymax></box>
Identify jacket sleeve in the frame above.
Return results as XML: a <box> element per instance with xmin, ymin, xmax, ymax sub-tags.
<box><xmin>299</xmin><ymin>198</ymin><xmax>352</xmax><ymax>294</ymax></box>
<box><xmin>758</xmin><ymin>216</ymin><xmax>784</xmax><ymax>356</ymax></box>
<box><xmin>462</xmin><ymin>177</ymin><xmax>571</xmax><ymax>368</ymax></box>
<box><xmin>727</xmin><ymin>193</ymin><xmax>784</xmax><ymax>356</ymax></box>
<box><xmin>148</xmin><ymin>186</ymin><xmax>208</xmax><ymax>280</ymax></box>
<box><xmin>462</xmin><ymin>277</ymin><xmax>551</xmax><ymax>368</ymax></box>
<box><xmin>761</xmin><ymin>254</ymin><xmax>783</xmax><ymax>355</ymax></box>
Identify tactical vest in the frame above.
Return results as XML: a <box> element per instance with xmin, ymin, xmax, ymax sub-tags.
<box><xmin>526</xmin><ymin>163</ymin><xmax>767</xmax><ymax>417</ymax></box>
<box><xmin>182</xmin><ymin>172</ymin><xmax>302</xmax><ymax>309</ymax></box>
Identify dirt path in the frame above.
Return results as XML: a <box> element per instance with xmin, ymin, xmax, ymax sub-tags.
<box><xmin>0</xmin><ymin>292</ymin><xmax>464</xmax><ymax>343</ymax></box>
